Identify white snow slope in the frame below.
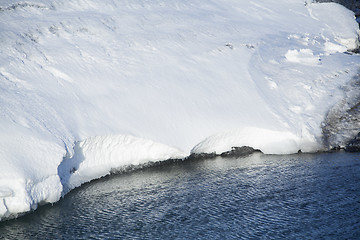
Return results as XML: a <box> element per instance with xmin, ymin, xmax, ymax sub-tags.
<box><xmin>0</xmin><ymin>0</ymin><xmax>359</xmax><ymax>219</ymax></box>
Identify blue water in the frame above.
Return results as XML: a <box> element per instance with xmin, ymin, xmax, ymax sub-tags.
<box><xmin>0</xmin><ymin>152</ymin><xmax>359</xmax><ymax>239</ymax></box>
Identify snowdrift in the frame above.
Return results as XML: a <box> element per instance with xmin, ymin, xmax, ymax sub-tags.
<box><xmin>0</xmin><ymin>0</ymin><xmax>359</xmax><ymax>220</ymax></box>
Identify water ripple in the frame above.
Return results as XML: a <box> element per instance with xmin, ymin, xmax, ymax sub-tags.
<box><xmin>0</xmin><ymin>152</ymin><xmax>360</xmax><ymax>239</ymax></box>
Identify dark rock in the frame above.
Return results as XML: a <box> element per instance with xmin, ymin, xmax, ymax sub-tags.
<box><xmin>330</xmin><ymin>145</ymin><xmax>342</xmax><ymax>151</ymax></box>
<box><xmin>345</xmin><ymin>132</ymin><xmax>360</xmax><ymax>152</ymax></box>
<box><xmin>220</xmin><ymin>146</ymin><xmax>262</xmax><ymax>158</ymax></box>
<box><xmin>188</xmin><ymin>146</ymin><xmax>262</xmax><ymax>160</ymax></box>
<box><xmin>322</xmin><ymin>72</ymin><xmax>360</xmax><ymax>150</ymax></box>
<box><xmin>187</xmin><ymin>152</ymin><xmax>217</xmax><ymax>160</ymax></box>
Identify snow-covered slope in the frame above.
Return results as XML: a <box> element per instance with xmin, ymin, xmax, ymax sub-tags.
<box><xmin>0</xmin><ymin>0</ymin><xmax>359</xmax><ymax>220</ymax></box>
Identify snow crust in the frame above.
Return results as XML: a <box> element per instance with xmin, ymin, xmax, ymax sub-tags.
<box><xmin>0</xmin><ymin>0</ymin><xmax>359</xmax><ymax>220</ymax></box>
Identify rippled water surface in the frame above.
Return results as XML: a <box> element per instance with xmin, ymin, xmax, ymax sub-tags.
<box><xmin>1</xmin><ymin>152</ymin><xmax>360</xmax><ymax>239</ymax></box>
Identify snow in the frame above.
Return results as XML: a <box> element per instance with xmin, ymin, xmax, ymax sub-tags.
<box><xmin>58</xmin><ymin>135</ymin><xmax>187</xmax><ymax>195</ymax></box>
<box><xmin>0</xmin><ymin>0</ymin><xmax>359</xmax><ymax>220</ymax></box>
<box><xmin>324</xmin><ymin>42</ymin><xmax>348</xmax><ymax>54</ymax></box>
<box><xmin>191</xmin><ymin>127</ymin><xmax>318</xmax><ymax>155</ymax></box>
<box><xmin>285</xmin><ymin>49</ymin><xmax>321</xmax><ymax>65</ymax></box>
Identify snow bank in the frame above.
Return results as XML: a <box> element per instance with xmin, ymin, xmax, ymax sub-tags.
<box><xmin>58</xmin><ymin>135</ymin><xmax>186</xmax><ymax>194</ymax></box>
<box><xmin>0</xmin><ymin>127</ymin><xmax>64</xmax><ymax>219</ymax></box>
<box><xmin>191</xmin><ymin>127</ymin><xmax>319</xmax><ymax>155</ymax></box>
<box><xmin>0</xmin><ymin>0</ymin><xmax>359</xmax><ymax>220</ymax></box>
<box><xmin>307</xmin><ymin>2</ymin><xmax>359</xmax><ymax>51</ymax></box>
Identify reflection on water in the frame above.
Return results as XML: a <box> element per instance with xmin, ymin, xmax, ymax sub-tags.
<box><xmin>0</xmin><ymin>152</ymin><xmax>360</xmax><ymax>239</ymax></box>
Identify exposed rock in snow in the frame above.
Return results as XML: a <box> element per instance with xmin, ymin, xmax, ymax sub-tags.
<box><xmin>220</xmin><ymin>146</ymin><xmax>262</xmax><ymax>158</ymax></box>
<box><xmin>322</xmin><ymin>71</ymin><xmax>360</xmax><ymax>149</ymax></box>
<box><xmin>345</xmin><ymin>132</ymin><xmax>360</xmax><ymax>152</ymax></box>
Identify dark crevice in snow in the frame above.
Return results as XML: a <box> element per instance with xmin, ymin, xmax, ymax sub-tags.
<box><xmin>57</xmin><ymin>141</ymin><xmax>84</xmax><ymax>196</ymax></box>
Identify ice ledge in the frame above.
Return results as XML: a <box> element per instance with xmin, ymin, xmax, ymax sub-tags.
<box><xmin>58</xmin><ymin>135</ymin><xmax>187</xmax><ymax>196</ymax></box>
<box><xmin>0</xmin><ymin>126</ymin><xmax>356</xmax><ymax>222</ymax></box>
<box><xmin>191</xmin><ymin>127</ymin><xmax>321</xmax><ymax>155</ymax></box>
<box><xmin>0</xmin><ymin>175</ymin><xmax>62</xmax><ymax>221</ymax></box>
<box><xmin>0</xmin><ymin>134</ymin><xmax>187</xmax><ymax>221</ymax></box>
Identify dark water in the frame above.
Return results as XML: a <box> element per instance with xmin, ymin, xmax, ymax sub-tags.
<box><xmin>0</xmin><ymin>152</ymin><xmax>360</xmax><ymax>239</ymax></box>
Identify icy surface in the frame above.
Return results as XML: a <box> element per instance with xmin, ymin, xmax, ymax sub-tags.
<box><xmin>0</xmin><ymin>0</ymin><xmax>359</xmax><ymax>220</ymax></box>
